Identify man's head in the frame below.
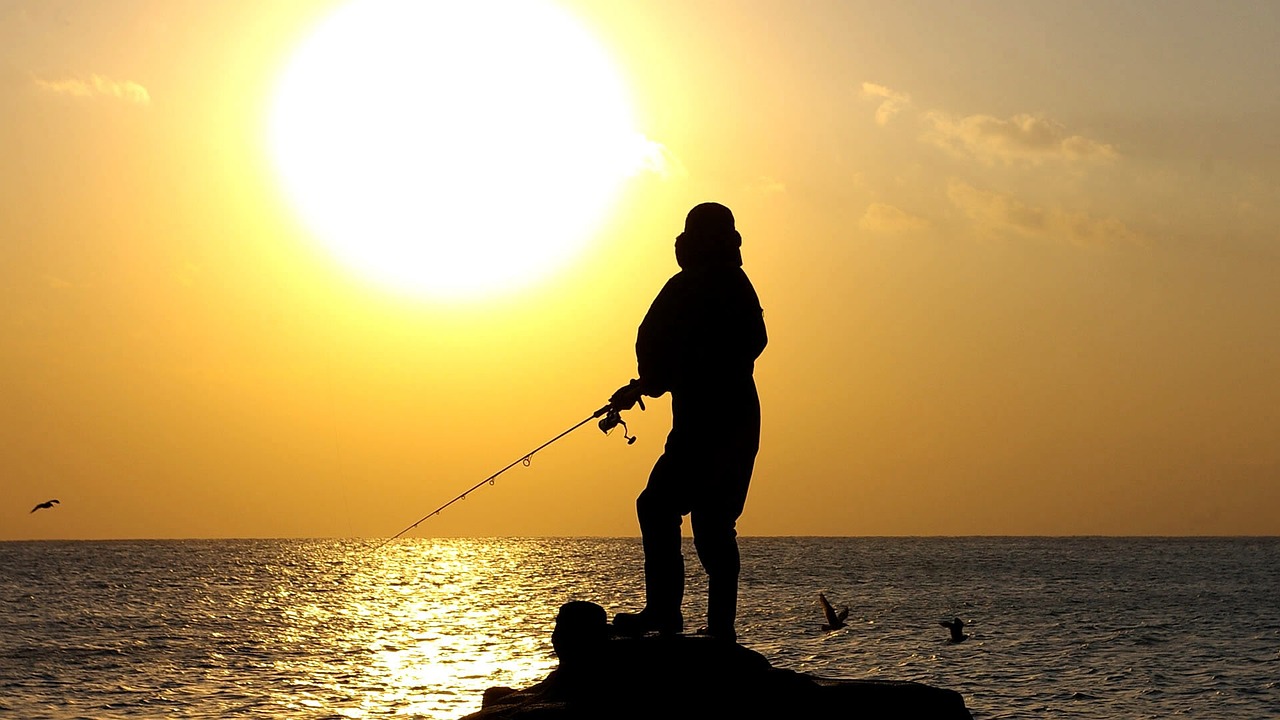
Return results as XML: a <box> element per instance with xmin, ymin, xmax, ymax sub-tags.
<box><xmin>675</xmin><ymin>202</ymin><xmax>742</xmax><ymax>269</ymax></box>
<box><xmin>683</xmin><ymin>202</ymin><xmax>739</xmax><ymax>241</ymax></box>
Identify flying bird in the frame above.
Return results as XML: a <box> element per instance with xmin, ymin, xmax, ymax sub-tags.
<box><xmin>30</xmin><ymin>499</ymin><xmax>60</xmax><ymax>513</ymax></box>
<box><xmin>818</xmin><ymin>592</ymin><xmax>849</xmax><ymax>631</ymax></box>
<box><xmin>940</xmin><ymin>617</ymin><xmax>969</xmax><ymax>643</ymax></box>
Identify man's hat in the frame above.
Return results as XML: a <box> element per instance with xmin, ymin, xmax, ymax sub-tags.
<box><xmin>683</xmin><ymin>202</ymin><xmax>739</xmax><ymax>244</ymax></box>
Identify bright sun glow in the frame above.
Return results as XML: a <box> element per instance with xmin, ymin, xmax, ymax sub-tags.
<box><xmin>270</xmin><ymin>0</ymin><xmax>645</xmax><ymax>300</ymax></box>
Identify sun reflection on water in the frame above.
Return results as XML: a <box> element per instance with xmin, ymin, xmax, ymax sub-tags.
<box><xmin>275</xmin><ymin>538</ymin><xmax>626</xmax><ymax>719</ymax></box>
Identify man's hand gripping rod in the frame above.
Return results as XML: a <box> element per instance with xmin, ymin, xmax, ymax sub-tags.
<box><xmin>598</xmin><ymin>396</ymin><xmax>644</xmax><ymax>444</ymax></box>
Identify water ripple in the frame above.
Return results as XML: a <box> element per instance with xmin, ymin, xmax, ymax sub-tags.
<box><xmin>1</xmin><ymin>537</ymin><xmax>1277</xmax><ymax>719</ymax></box>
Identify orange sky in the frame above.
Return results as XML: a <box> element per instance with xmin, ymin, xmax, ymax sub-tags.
<box><xmin>4</xmin><ymin>0</ymin><xmax>1279</xmax><ymax>540</ymax></box>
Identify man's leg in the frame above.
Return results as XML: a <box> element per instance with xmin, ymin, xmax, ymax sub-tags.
<box><xmin>691</xmin><ymin>508</ymin><xmax>740</xmax><ymax>640</ymax></box>
<box><xmin>617</xmin><ymin>453</ymin><xmax>685</xmax><ymax>634</ymax></box>
<box><xmin>690</xmin><ymin>444</ymin><xmax>755</xmax><ymax>641</ymax></box>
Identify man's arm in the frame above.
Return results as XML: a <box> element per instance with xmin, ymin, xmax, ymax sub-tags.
<box><xmin>635</xmin><ymin>275</ymin><xmax>686</xmax><ymax>397</ymax></box>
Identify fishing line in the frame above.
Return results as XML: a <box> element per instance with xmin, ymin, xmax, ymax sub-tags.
<box><xmin>368</xmin><ymin>400</ymin><xmax>641</xmax><ymax>554</ymax></box>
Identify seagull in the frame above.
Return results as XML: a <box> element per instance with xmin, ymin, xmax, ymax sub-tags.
<box><xmin>30</xmin><ymin>499</ymin><xmax>60</xmax><ymax>513</ymax></box>
<box><xmin>940</xmin><ymin>617</ymin><xmax>968</xmax><ymax>643</ymax></box>
<box><xmin>819</xmin><ymin>592</ymin><xmax>849</xmax><ymax>631</ymax></box>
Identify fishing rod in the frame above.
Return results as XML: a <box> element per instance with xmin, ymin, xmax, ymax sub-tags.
<box><xmin>369</xmin><ymin>397</ymin><xmax>644</xmax><ymax>553</ymax></box>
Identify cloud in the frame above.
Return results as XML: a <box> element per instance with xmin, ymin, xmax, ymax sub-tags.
<box><xmin>34</xmin><ymin>74</ymin><xmax>151</xmax><ymax>105</ymax></box>
<box><xmin>748</xmin><ymin>176</ymin><xmax>787</xmax><ymax>196</ymax></box>
<box><xmin>860</xmin><ymin>81</ymin><xmax>1117</xmax><ymax>166</ymax></box>
<box><xmin>924</xmin><ymin>111</ymin><xmax>1116</xmax><ymax>165</ymax></box>
<box><xmin>625</xmin><ymin>134</ymin><xmax>685</xmax><ymax>179</ymax></box>
<box><xmin>859</xmin><ymin>203</ymin><xmax>930</xmax><ymax>234</ymax></box>
<box><xmin>946</xmin><ymin>180</ymin><xmax>1142</xmax><ymax>246</ymax></box>
<box><xmin>861</xmin><ymin>82</ymin><xmax>911</xmax><ymax>126</ymax></box>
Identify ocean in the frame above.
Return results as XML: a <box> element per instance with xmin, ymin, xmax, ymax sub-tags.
<box><xmin>1</xmin><ymin>537</ymin><xmax>1276</xmax><ymax>719</ymax></box>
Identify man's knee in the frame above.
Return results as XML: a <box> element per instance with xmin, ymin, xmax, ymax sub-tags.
<box><xmin>637</xmin><ymin>487</ymin><xmax>683</xmax><ymax>531</ymax></box>
<box><xmin>636</xmin><ymin>487</ymin><xmax>664</xmax><ymax>516</ymax></box>
<box><xmin>691</xmin><ymin>513</ymin><xmax>740</xmax><ymax>573</ymax></box>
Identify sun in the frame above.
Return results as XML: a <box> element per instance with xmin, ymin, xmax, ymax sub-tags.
<box><xmin>270</xmin><ymin>0</ymin><xmax>644</xmax><ymax>300</ymax></box>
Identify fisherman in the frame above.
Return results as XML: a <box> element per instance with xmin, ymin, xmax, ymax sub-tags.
<box><xmin>610</xmin><ymin>202</ymin><xmax>767</xmax><ymax>642</ymax></box>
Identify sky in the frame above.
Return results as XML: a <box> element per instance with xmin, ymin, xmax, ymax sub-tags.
<box><xmin>3</xmin><ymin>0</ymin><xmax>1278</xmax><ymax>540</ymax></box>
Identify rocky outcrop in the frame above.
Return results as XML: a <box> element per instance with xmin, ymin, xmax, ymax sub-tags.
<box><xmin>460</xmin><ymin>601</ymin><xmax>973</xmax><ymax>720</ymax></box>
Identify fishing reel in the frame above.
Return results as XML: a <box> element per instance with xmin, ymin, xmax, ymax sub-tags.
<box><xmin>599</xmin><ymin>391</ymin><xmax>644</xmax><ymax>445</ymax></box>
<box><xmin>598</xmin><ymin>380</ymin><xmax>645</xmax><ymax>444</ymax></box>
<box><xmin>598</xmin><ymin>407</ymin><xmax>637</xmax><ymax>444</ymax></box>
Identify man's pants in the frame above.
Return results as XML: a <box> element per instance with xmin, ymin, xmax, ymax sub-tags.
<box><xmin>635</xmin><ymin>386</ymin><xmax>759</xmax><ymax>633</ymax></box>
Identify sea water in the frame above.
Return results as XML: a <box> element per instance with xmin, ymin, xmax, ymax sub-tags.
<box><xmin>1</xmin><ymin>537</ymin><xmax>1276</xmax><ymax>719</ymax></box>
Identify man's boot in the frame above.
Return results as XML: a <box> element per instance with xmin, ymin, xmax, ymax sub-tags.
<box><xmin>700</xmin><ymin>574</ymin><xmax>738</xmax><ymax>642</ymax></box>
<box><xmin>614</xmin><ymin>554</ymin><xmax>684</xmax><ymax>636</ymax></box>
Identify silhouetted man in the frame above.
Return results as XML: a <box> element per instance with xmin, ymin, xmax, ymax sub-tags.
<box><xmin>611</xmin><ymin>202</ymin><xmax>766</xmax><ymax>642</ymax></box>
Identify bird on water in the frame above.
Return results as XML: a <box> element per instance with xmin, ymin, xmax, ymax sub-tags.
<box><xmin>941</xmin><ymin>617</ymin><xmax>969</xmax><ymax>643</ymax></box>
<box><xmin>819</xmin><ymin>592</ymin><xmax>849</xmax><ymax>631</ymax></box>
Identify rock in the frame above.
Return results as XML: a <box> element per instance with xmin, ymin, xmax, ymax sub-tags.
<box><xmin>460</xmin><ymin>602</ymin><xmax>973</xmax><ymax>720</ymax></box>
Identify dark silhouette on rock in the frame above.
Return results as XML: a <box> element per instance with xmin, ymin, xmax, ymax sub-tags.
<box><xmin>941</xmin><ymin>617</ymin><xmax>969</xmax><ymax>643</ymax></box>
<box><xmin>610</xmin><ymin>202</ymin><xmax>767</xmax><ymax>643</ymax></box>
<box><xmin>30</xmin><ymin>499</ymin><xmax>59</xmax><ymax>513</ymax></box>
<box><xmin>551</xmin><ymin>601</ymin><xmax>611</xmax><ymax>682</ymax></box>
<box><xmin>819</xmin><ymin>592</ymin><xmax>849</xmax><ymax>631</ymax></box>
<box><xmin>465</xmin><ymin>601</ymin><xmax>973</xmax><ymax>720</ymax></box>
